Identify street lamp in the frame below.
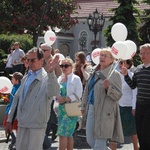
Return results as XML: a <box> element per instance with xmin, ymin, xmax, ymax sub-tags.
<box><xmin>87</xmin><ymin>8</ymin><xmax>105</xmax><ymax>49</ymax></box>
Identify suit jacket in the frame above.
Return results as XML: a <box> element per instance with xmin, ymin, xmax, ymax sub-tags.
<box><xmin>7</xmin><ymin>68</ymin><xmax>59</xmax><ymax>128</ymax></box>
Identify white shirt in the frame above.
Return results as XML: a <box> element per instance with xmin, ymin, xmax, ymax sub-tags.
<box><xmin>86</xmin><ymin>54</ymin><xmax>91</xmax><ymax>62</ymax></box>
<box><xmin>6</xmin><ymin>54</ymin><xmax>13</xmax><ymax>68</ymax></box>
<box><xmin>119</xmin><ymin>70</ymin><xmax>137</xmax><ymax>109</ymax></box>
<box><xmin>11</xmin><ymin>49</ymin><xmax>25</xmax><ymax>65</ymax></box>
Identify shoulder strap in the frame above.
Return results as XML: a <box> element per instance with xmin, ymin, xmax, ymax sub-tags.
<box><xmin>88</xmin><ymin>71</ymin><xmax>106</xmax><ymax>94</ymax></box>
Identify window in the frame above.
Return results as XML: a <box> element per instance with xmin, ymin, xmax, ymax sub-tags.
<box><xmin>79</xmin><ymin>31</ymin><xmax>87</xmax><ymax>51</ymax></box>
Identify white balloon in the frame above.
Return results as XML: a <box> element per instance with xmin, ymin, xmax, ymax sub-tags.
<box><xmin>122</xmin><ymin>40</ymin><xmax>137</xmax><ymax>60</ymax></box>
<box><xmin>54</xmin><ymin>53</ymin><xmax>65</xmax><ymax>61</ymax></box>
<box><xmin>111</xmin><ymin>23</ymin><xmax>128</xmax><ymax>42</ymax></box>
<box><xmin>44</xmin><ymin>30</ymin><xmax>56</xmax><ymax>45</ymax></box>
<box><xmin>111</xmin><ymin>41</ymin><xmax>128</xmax><ymax>59</ymax></box>
<box><xmin>0</xmin><ymin>76</ymin><xmax>13</xmax><ymax>94</ymax></box>
<box><xmin>91</xmin><ymin>48</ymin><xmax>101</xmax><ymax>65</ymax></box>
<box><xmin>53</xmin><ymin>27</ymin><xmax>61</xmax><ymax>33</ymax></box>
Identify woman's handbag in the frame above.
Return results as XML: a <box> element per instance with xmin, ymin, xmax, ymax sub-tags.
<box><xmin>65</xmin><ymin>93</ymin><xmax>82</xmax><ymax>117</ymax></box>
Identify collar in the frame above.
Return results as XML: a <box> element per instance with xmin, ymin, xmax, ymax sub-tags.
<box><xmin>28</xmin><ymin>69</ymin><xmax>42</xmax><ymax>77</ymax></box>
<box><xmin>62</xmin><ymin>72</ymin><xmax>73</xmax><ymax>78</ymax></box>
<box><xmin>143</xmin><ymin>63</ymin><xmax>150</xmax><ymax>68</ymax></box>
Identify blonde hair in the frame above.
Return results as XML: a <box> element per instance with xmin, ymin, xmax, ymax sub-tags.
<box><xmin>60</xmin><ymin>58</ymin><xmax>74</xmax><ymax>66</ymax></box>
<box><xmin>100</xmin><ymin>47</ymin><xmax>115</xmax><ymax>61</ymax></box>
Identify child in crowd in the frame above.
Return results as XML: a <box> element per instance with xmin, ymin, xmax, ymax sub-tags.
<box><xmin>3</xmin><ymin>72</ymin><xmax>23</xmax><ymax>149</ymax></box>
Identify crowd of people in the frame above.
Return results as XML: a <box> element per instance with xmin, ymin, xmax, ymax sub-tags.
<box><xmin>1</xmin><ymin>41</ymin><xmax>150</xmax><ymax>150</ymax></box>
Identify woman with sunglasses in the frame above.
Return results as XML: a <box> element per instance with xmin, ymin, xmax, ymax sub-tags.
<box><xmin>81</xmin><ymin>48</ymin><xmax>124</xmax><ymax>150</ymax></box>
<box><xmin>110</xmin><ymin>59</ymin><xmax>138</xmax><ymax>150</ymax></box>
<box><xmin>55</xmin><ymin>58</ymin><xmax>83</xmax><ymax>150</ymax></box>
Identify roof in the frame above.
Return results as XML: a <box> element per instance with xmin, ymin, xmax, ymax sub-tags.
<box><xmin>73</xmin><ymin>0</ymin><xmax>150</xmax><ymax>18</ymax></box>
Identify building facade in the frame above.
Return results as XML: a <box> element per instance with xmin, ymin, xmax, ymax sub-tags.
<box><xmin>37</xmin><ymin>0</ymin><xmax>150</xmax><ymax>59</ymax></box>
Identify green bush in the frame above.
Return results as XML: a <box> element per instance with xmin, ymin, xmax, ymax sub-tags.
<box><xmin>0</xmin><ymin>34</ymin><xmax>33</xmax><ymax>54</ymax></box>
<box><xmin>0</xmin><ymin>34</ymin><xmax>33</xmax><ymax>71</ymax></box>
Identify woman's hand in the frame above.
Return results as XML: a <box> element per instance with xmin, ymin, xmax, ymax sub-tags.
<box><xmin>121</xmin><ymin>67</ymin><xmax>128</xmax><ymax>76</ymax></box>
<box><xmin>81</xmin><ymin>64</ymin><xmax>87</xmax><ymax>71</ymax></box>
<box><xmin>56</xmin><ymin>96</ymin><xmax>65</xmax><ymax>104</ymax></box>
<box><xmin>103</xmin><ymin>79</ymin><xmax>109</xmax><ymax>90</ymax></box>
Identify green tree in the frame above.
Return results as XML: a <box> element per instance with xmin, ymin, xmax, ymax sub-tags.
<box><xmin>139</xmin><ymin>0</ymin><xmax>150</xmax><ymax>44</ymax></box>
<box><xmin>0</xmin><ymin>0</ymin><xmax>79</xmax><ymax>46</ymax></box>
<box><xmin>104</xmin><ymin>0</ymin><xmax>141</xmax><ymax>66</ymax></box>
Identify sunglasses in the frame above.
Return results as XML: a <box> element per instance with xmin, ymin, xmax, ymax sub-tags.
<box><xmin>42</xmin><ymin>49</ymin><xmax>49</xmax><ymax>52</ymax></box>
<box><xmin>27</xmin><ymin>58</ymin><xmax>37</xmax><ymax>63</ymax></box>
<box><xmin>60</xmin><ymin>64</ymin><xmax>71</xmax><ymax>68</ymax></box>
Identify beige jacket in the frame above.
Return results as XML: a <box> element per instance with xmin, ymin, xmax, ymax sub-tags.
<box><xmin>82</xmin><ymin>64</ymin><xmax>124</xmax><ymax>143</ymax></box>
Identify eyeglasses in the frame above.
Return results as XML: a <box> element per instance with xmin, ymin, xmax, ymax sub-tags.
<box><xmin>100</xmin><ymin>54</ymin><xmax>112</xmax><ymax>58</ymax></box>
<box><xmin>26</xmin><ymin>58</ymin><xmax>37</xmax><ymax>63</ymax></box>
<box><xmin>60</xmin><ymin>64</ymin><xmax>71</xmax><ymax>68</ymax></box>
<box><xmin>42</xmin><ymin>49</ymin><xmax>49</xmax><ymax>52</ymax></box>
<box><xmin>139</xmin><ymin>52</ymin><xmax>150</xmax><ymax>57</ymax></box>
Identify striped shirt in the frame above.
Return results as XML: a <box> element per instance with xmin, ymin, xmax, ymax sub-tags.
<box><xmin>124</xmin><ymin>64</ymin><xmax>150</xmax><ymax>104</ymax></box>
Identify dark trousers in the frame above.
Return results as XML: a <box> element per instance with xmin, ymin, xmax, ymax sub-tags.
<box><xmin>13</xmin><ymin>64</ymin><xmax>24</xmax><ymax>74</ymax></box>
<box><xmin>135</xmin><ymin>102</ymin><xmax>150</xmax><ymax>150</ymax></box>
<box><xmin>4</xmin><ymin>67</ymin><xmax>13</xmax><ymax>78</ymax></box>
<box><xmin>43</xmin><ymin>100</ymin><xmax>58</xmax><ymax>149</ymax></box>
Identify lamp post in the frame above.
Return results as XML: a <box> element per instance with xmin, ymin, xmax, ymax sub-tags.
<box><xmin>87</xmin><ymin>8</ymin><xmax>105</xmax><ymax>50</ymax></box>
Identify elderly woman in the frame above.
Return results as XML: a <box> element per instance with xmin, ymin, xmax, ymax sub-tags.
<box><xmin>55</xmin><ymin>58</ymin><xmax>83</xmax><ymax>150</ymax></box>
<box><xmin>81</xmin><ymin>47</ymin><xmax>124</xmax><ymax>150</ymax></box>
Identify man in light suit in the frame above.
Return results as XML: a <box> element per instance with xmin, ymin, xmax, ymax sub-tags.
<box><xmin>5</xmin><ymin>47</ymin><xmax>60</xmax><ymax>150</ymax></box>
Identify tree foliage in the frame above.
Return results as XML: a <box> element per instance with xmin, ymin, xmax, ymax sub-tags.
<box><xmin>139</xmin><ymin>0</ymin><xmax>150</xmax><ymax>44</ymax></box>
<box><xmin>0</xmin><ymin>0</ymin><xmax>79</xmax><ymax>46</ymax></box>
<box><xmin>103</xmin><ymin>0</ymin><xmax>142</xmax><ymax>66</ymax></box>
<box><xmin>104</xmin><ymin>0</ymin><xmax>141</xmax><ymax>46</ymax></box>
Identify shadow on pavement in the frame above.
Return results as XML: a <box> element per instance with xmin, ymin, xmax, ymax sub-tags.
<box><xmin>73</xmin><ymin>129</ymin><xmax>91</xmax><ymax>149</ymax></box>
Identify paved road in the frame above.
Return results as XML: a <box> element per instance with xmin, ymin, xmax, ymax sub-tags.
<box><xmin>0</xmin><ymin>126</ymin><xmax>135</xmax><ymax>150</ymax></box>
<box><xmin>0</xmin><ymin>140</ymin><xmax>134</xmax><ymax>150</ymax></box>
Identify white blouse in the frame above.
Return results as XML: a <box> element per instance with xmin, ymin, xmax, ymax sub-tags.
<box><xmin>119</xmin><ymin>70</ymin><xmax>137</xmax><ymax>109</ymax></box>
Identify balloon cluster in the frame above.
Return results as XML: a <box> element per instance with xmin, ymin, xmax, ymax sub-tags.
<box><xmin>111</xmin><ymin>23</ymin><xmax>137</xmax><ymax>60</ymax></box>
<box><xmin>91</xmin><ymin>23</ymin><xmax>137</xmax><ymax>65</ymax></box>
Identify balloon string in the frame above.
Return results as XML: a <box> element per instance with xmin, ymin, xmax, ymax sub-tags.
<box><xmin>107</xmin><ymin>59</ymin><xmax>121</xmax><ymax>79</ymax></box>
<box><xmin>107</xmin><ymin>62</ymin><xmax>114</xmax><ymax>79</ymax></box>
<box><xmin>10</xmin><ymin>93</ymin><xmax>14</xmax><ymax>98</ymax></box>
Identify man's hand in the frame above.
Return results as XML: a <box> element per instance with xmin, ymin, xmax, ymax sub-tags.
<box><xmin>5</xmin><ymin>122</ymin><xmax>12</xmax><ymax>138</ymax></box>
<box><xmin>47</xmin><ymin>55</ymin><xmax>60</xmax><ymax>73</ymax></box>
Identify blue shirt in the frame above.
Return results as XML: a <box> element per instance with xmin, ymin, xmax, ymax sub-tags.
<box><xmin>88</xmin><ymin>75</ymin><xmax>95</xmax><ymax>105</ymax></box>
<box><xmin>23</xmin><ymin>69</ymin><xmax>41</xmax><ymax>100</ymax></box>
<box><xmin>6</xmin><ymin>84</ymin><xmax>21</xmax><ymax>114</ymax></box>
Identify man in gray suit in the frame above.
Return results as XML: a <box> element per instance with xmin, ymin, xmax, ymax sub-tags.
<box><xmin>5</xmin><ymin>47</ymin><xmax>60</xmax><ymax>150</ymax></box>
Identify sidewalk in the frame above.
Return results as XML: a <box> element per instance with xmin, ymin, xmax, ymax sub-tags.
<box><xmin>0</xmin><ymin>125</ymin><xmax>6</xmax><ymax>143</ymax></box>
<box><xmin>0</xmin><ymin>124</ymin><xmax>134</xmax><ymax>150</ymax></box>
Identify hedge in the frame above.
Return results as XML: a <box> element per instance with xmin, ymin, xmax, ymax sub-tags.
<box><xmin>0</xmin><ymin>34</ymin><xmax>33</xmax><ymax>72</ymax></box>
